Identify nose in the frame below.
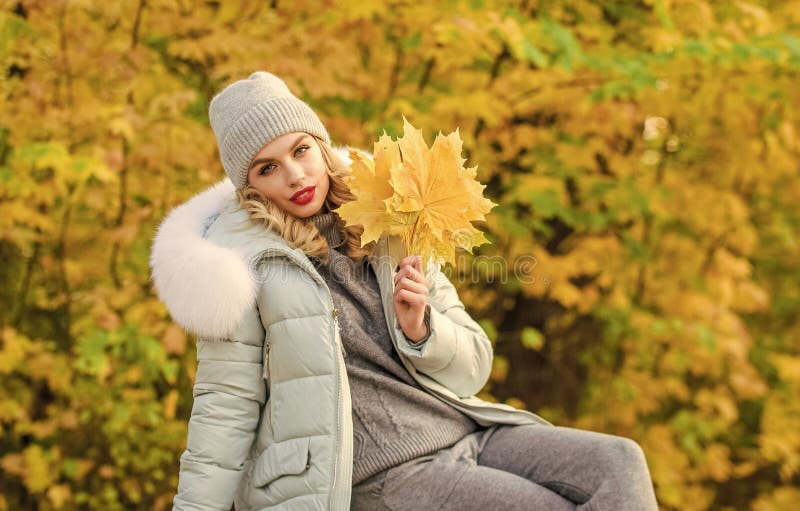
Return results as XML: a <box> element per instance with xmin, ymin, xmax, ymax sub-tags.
<box><xmin>285</xmin><ymin>159</ymin><xmax>307</xmax><ymax>187</ymax></box>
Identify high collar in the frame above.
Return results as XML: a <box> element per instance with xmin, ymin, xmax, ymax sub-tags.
<box><xmin>309</xmin><ymin>210</ymin><xmax>345</xmax><ymax>249</ymax></box>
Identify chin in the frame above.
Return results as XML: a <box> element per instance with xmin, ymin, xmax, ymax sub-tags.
<box><xmin>290</xmin><ymin>202</ymin><xmax>325</xmax><ymax>218</ymax></box>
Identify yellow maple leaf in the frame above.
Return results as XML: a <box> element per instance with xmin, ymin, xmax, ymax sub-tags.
<box><xmin>390</xmin><ymin>119</ymin><xmax>495</xmax><ymax>240</ymax></box>
<box><xmin>337</xmin><ymin>117</ymin><xmax>497</xmax><ymax>271</ymax></box>
<box><xmin>335</xmin><ymin>135</ymin><xmax>399</xmax><ymax>245</ymax></box>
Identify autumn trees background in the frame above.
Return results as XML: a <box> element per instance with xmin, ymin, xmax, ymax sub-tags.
<box><xmin>1</xmin><ymin>1</ymin><xmax>799</xmax><ymax>509</ymax></box>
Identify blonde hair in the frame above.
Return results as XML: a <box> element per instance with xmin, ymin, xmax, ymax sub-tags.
<box><xmin>235</xmin><ymin>135</ymin><xmax>375</xmax><ymax>266</ymax></box>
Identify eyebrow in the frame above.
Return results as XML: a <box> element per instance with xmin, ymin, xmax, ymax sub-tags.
<box><xmin>248</xmin><ymin>134</ymin><xmax>310</xmax><ymax>171</ymax></box>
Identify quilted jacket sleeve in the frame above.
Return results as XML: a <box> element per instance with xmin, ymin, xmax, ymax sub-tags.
<box><xmin>172</xmin><ymin>308</ymin><xmax>266</xmax><ymax>511</ymax></box>
<box><xmin>395</xmin><ymin>266</ymin><xmax>493</xmax><ymax>398</ymax></box>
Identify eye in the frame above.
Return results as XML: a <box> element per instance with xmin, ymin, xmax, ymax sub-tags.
<box><xmin>258</xmin><ymin>163</ymin><xmax>277</xmax><ymax>175</ymax></box>
<box><xmin>295</xmin><ymin>145</ymin><xmax>310</xmax><ymax>156</ymax></box>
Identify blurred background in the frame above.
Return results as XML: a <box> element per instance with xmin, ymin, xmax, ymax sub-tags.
<box><xmin>1</xmin><ymin>0</ymin><xmax>799</xmax><ymax>509</ymax></box>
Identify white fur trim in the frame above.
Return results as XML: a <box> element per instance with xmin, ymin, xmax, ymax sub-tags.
<box><xmin>333</xmin><ymin>145</ymin><xmax>351</xmax><ymax>164</ymax></box>
<box><xmin>149</xmin><ymin>178</ymin><xmax>256</xmax><ymax>339</ymax></box>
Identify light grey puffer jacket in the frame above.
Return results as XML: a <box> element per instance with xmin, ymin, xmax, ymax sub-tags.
<box><xmin>149</xmin><ymin>162</ymin><xmax>553</xmax><ymax>511</ymax></box>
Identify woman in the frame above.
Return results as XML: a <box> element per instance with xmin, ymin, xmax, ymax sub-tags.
<box><xmin>150</xmin><ymin>71</ymin><xmax>659</xmax><ymax>510</ymax></box>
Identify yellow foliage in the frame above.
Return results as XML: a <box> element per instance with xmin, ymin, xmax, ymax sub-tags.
<box><xmin>22</xmin><ymin>444</ymin><xmax>56</xmax><ymax>493</ymax></box>
<box><xmin>752</xmin><ymin>486</ymin><xmax>800</xmax><ymax>511</ymax></box>
<box><xmin>47</xmin><ymin>484</ymin><xmax>72</xmax><ymax>509</ymax></box>
<box><xmin>703</xmin><ymin>443</ymin><xmax>733</xmax><ymax>482</ymax></box>
<box><xmin>0</xmin><ymin>329</ymin><xmax>25</xmax><ymax>375</ymax></box>
<box><xmin>643</xmin><ymin>425</ymin><xmax>690</xmax><ymax>507</ymax></box>
<box><xmin>163</xmin><ymin>390</ymin><xmax>179</xmax><ymax>421</ymax></box>
<box><xmin>161</xmin><ymin>324</ymin><xmax>187</xmax><ymax>356</ymax></box>
<box><xmin>1</xmin><ymin>1</ymin><xmax>798</xmax><ymax>509</ymax></box>
<box><xmin>758</xmin><ymin>355</ymin><xmax>800</xmax><ymax>480</ymax></box>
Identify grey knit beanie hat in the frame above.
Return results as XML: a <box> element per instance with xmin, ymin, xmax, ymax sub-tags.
<box><xmin>208</xmin><ymin>71</ymin><xmax>331</xmax><ymax>189</ymax></box>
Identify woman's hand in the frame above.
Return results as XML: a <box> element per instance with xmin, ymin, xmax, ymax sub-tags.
<box><xmin>393</xmin><ymin>255</ymin><xmax>430</xmax><ymax>343</ymax></box>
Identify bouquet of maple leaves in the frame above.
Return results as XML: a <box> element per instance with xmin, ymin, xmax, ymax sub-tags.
<box><xmin>336</xmin><ymin>118</ymin><xmax>497</xmax><ymax>274</ymax></box>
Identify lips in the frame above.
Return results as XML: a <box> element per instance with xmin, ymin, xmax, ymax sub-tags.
<box><xmin>290</xmin><ymin>186</ymin><xmax>315</xmax><ymax>204</ymax></box>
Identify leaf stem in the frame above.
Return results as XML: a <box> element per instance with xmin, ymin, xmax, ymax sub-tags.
<box><xmin>408</xmin><ymin>214</ymin><xmax>420</xmax><ymax>256</ymax></box>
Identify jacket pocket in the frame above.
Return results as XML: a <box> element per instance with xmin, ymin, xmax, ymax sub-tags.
<box><xmin>252</xmin><ymin>436</ymin><xmax>311</xmax><ymax>487</ymax></box>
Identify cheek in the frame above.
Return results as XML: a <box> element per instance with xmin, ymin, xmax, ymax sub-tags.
<box><xmin>312</xmin><ymin>154</ymin><xmax>327</xmax><ymax>176</ymax></box>
<box><xmin>310</xmin><ymin>155</ymin><xmax>329</xmax><ymax>182</ymax></box>
<box><xmin>322</xmin><ymin>174</ymin><xmax>332</xmax><ymax>194</ymax></box>
<box><xmin>250</xmin><ymin>179</ymin><xmax>280</xmax><ymax>200</ymax></box>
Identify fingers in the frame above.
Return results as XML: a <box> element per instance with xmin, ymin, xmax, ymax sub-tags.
<box><xmin>394</xmin><ymin>255</ymin><xmax>427</xmax><ymax>287</ymax></box>
<box><xmin>397</xmin><ymin>255</ymin><xmax>422</xmax><ymax>274</ymax></box>
<box><xmin>394</xmin><ymin>255</ymin><xmax>429</xmax><ymax>308</ymax></box>
<box><xmin>413</xmin><ymin>256</ymin><xmax>422</xmax><ymax>274</ymax></box>
<box><xmin>394</xmin><ymin>276</ymin><xmax>428</xmax><ymax>296</ymax></box>
<box><xmin>394</xmin><ymin>288</ymin><xmax>427</xmax><ymax>307</ymax></box>
<box><xmin>393</xmin><ymin>265</ymin><xmax>423</xmax><ymax>286</ymax></box>
<box><xmin>398</xmin><ymin>255</ymin><xmax>419</xmax><ymax>267</ymax></box>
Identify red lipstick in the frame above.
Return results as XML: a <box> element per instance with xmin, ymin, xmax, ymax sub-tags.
<box><xmin>290</xmin><ymin>186</ymin><xmax>315</xmax><ymax>204</ymax></box>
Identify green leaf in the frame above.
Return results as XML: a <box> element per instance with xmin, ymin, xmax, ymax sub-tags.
<box><xmin>402</xmin><ymin>31</ymin><xmax>422</xmax><ymax>50</ymax></box>
<box><xmin>696</xmin><ymin>324</ymin><xmax>717</xmax><ymax>351</ymax></box>
<box><xmin>523</xmin><ymin>39</ymin><xmax>549</xmax><ymax>68</ymax></box>
<box><xmin>654</xmin><ymin>0</ymin><xmax>675</xmax><ymax>30</ymax></box>
<box><xmin>526</xmin><ymin>188</ymin><xmax>562</xmax><ymax>217</ymax></box>
<box><xmin>521</xmin><ymin>327</ymin><xmax>545</xmax><ymax>350</ymax></box>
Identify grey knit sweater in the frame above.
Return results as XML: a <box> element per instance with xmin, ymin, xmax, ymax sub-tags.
<box><xmin>309</xmin><ymin>211</ymin><xmax>479</xmax><ymax>485</ymax></box>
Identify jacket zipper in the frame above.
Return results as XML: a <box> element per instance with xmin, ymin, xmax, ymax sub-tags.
<box><xmin>332</xmin><ymin>307</ymin><xmax>345</xmax><ymax>358</ymax></box>
<box><xmin>325</xmin><ymin>290</ymin><xmax>344</xmax><ymax>509</ymax></box>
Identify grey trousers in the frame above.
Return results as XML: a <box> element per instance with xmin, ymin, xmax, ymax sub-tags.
<box><xmin>350</xmin><ymin>424</ymin><xmax>660</xmax><ymax>510</ymax></box>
